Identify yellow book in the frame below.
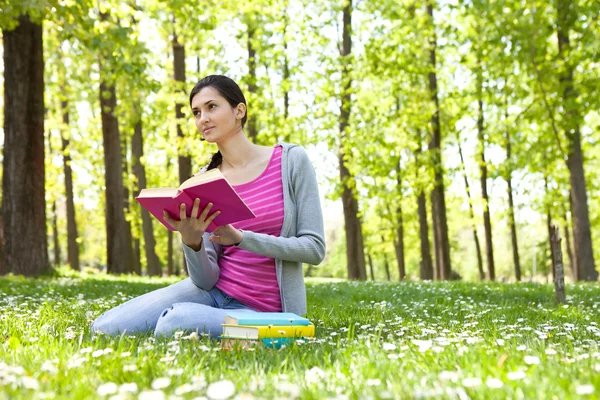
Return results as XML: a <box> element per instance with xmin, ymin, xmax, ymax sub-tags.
<box><xmin>221</xmin><ymin>323</ymin><xmax>315</xmax><ymax>339</ymax></box>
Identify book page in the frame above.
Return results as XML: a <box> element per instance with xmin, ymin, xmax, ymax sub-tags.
<box><xmin>137</xmin><ymin>187</ymin><xmax>178</xmax><ymax>198</ymax></box>
<box><xmin>178</xmin><ymin>168</ymin><xmax>225</xmax><ymax>190</ymax></box>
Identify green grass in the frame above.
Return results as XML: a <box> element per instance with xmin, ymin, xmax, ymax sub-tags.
<box><xmin>1</xmin><ymin>271</ymin><xmax>599</xmax><ymax>399</ymax></box>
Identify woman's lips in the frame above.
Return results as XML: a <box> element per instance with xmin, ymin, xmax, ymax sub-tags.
<box><xmin>204</xmin><ymin>127</ymin><xmax>215</xmax><ymax>134</ymax></box>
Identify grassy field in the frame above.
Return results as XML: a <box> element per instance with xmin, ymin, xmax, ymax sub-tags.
<box><xmin>0</xmin><ymin>271</ymin><xmax>599</xmax><ymax>399</ymax></box>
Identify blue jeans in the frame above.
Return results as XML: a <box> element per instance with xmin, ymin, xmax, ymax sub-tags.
<box><xmin>90</xmin><ymin>278</ymin><xmax>255</xmax><ymax>338</ymax></box>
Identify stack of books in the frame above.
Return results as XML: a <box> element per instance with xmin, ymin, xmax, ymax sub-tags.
<box><xmin>220</xmin><ymin>311</ymin><xmax>315</xmax><ymax>349</ymax></box>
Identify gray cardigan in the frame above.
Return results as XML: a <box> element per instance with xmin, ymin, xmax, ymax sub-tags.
<box><xmin>181</xmin><ymin>143</ymin><xmax>326</xmax><ymax>315</ymax></box>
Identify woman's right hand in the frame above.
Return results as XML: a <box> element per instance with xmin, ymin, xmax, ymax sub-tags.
<box><xmin>163</xmin><ymin>198</ymin><xmax>221</xmax><ymax>250</ymax></box>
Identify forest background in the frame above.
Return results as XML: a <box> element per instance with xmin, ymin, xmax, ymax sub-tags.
<box><xmin>1</xmin><ymin>0</ymin><xmax>599</xmax><ymax>283</ymax></box>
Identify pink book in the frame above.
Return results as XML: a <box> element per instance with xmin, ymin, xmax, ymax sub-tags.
<box><xmin>135</xmin><ymin>169</ymin><xmax>255</xmax><ymax>232</ymax></box>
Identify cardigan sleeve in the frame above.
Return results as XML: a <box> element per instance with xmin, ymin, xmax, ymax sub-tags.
<box><xmin>181</xmin><ymin>232</ymin><xmax>222</xmax><ymax>290</ymax></box>
<box><xmin>236</xmin><ymin>146</ymin><xmax>326</xmax><ymax>265</ymax></box>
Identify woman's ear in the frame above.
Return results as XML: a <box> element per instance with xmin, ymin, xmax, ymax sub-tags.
<box><xmin>236</xmin><ymin>103</ymin><xmax>247</xmax><ymax>120</ymax></box>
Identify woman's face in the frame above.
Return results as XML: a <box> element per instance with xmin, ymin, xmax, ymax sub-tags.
<box><xmin>191</xmin><ymin>86</ymin><xmax>244</xmax><ymax>143</ymax></box>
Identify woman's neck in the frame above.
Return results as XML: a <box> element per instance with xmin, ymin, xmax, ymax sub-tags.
<box><xmin>217</xmin><ymin>130</ymin><xmax>259</xmax><ymax>170</ymax></box>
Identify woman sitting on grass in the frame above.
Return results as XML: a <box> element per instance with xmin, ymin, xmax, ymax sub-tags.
<box><xmin>91</xmin><ymin>75</ymin><xmax>326</xmax><ymax>338</ymax></box>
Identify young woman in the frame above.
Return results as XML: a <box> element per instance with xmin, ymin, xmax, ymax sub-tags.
<box><xmin>91</xmin><ymin>75</ymin><xmax>325</xmax><ymax>338</ymax></box>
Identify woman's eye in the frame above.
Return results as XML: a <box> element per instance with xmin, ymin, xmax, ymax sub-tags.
<box><xmin>209</xmin><ymin>104</ymin><xmax>216</xmax><ymax>110</ymax></box>
<box><xmin>193</xmin><ymin>111</ymin><xmax>201</xmax><ymax>117</ymax></box>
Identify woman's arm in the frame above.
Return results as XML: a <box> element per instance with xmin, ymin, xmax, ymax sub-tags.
<box><xmin>236</xmin><ymin>146</ymin><xmax>326</xmax><ymax>265</ymax></box>
<box><xmin>181</xmin><ymin>232</ymin><xmax>222</xmax><ymax>290</ymax></box>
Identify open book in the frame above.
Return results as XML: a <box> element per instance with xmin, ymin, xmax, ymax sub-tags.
<box><xmin>135</xmin><ymin>168</ymin><xmax>255</xmax><ymax>232</ymax></box>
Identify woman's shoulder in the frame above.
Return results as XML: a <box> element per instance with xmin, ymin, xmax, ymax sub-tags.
<box><xmin>279</xmin><ymin>142</ymin><xmax>306</xmax><ymax>158</ymax></box>
<box><xmin>280</xmin><ymin>143</ymin><xmax>315</xmax><ymax>172</ymax></box>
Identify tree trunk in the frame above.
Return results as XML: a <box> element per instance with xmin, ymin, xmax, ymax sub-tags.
<box><xmin>544</xmin><ymin>177</ymin><xmax>557</xmax><ymax>280</ymax></box>
<box><xmin>457</xmin><ymin>138</ymin><xmax>484</xmax><ymax>281</ymax></box>
<box><xmin>477</xmin><ymin>66</ymin><xmax>495</xmax><ymax>281</ymax></box>
<box><xmin>99</xmin><ymin>77</ymin><xmax>131</xmax><ymax>274</ymax></box>
<box><xmin>556</xmin><ymin>0</ymin><xmax>597</xmax><ymax>281</ymax></box>
<box><xmin>121</xmin><ymin>129</ymin><xmax>135</xmax><ymax>274</ymax></box>
<box><xmin>305</xmin><ymin>263</ymin><xmax>314</xmax><ymax>277</ymax></box>
<box><xmin>0</xmin><ymin>213</ymin><xmax>3</xmax><ymax>271</ymax></box>
<box><xmin>340</xmin><ymin>0</ymin><xmax>367</xmax><ymax>281</ymax></box>
<box><xmin>426</xmin><ymin>1</ymin><xmax>451</xmax><ymax>280</ymax></box>
<box><xmin>381</xmin><ymin>235</ymin><xmax>391</xmax><ymax>281</ymax></box>
<box><xmin>419</xmin><ymin>191</ymin><xmax>434</xmax><ymax>280</ymax></box>
<box><xmin>550</xmin><ymin>226</ymin><xmax>566</xmax><ymax>304</ymax></box>
<box><xmin>563</xmin><ymin>210</ymin><xmax>576</xmax><ymax>281</ymax></box>
<box><xmin>282</xmin><ymin>8</ymin><xmax>290</xmax><ymax>132</ymax></box>
<box><xmin>415</xmin><ymin>145</ymin><xmax>434</xmax><ymax>280</ymax></box>
<box><xmin>367</xmin><ymin>252</ymin><xmax>375</xmax><ymax>281</ymax></box>
<box><xmin>173</xmin><ymin>32</ymin><xmax>190</xmax><ymax>277</ymax></box>
<box><xmin>506</xmin><ymin>177</ymin><xmax>522</xmax><ymax>281</ymax></box>
<box><xmin>504</xmin><ymin>111</ymin><xmax>521</xmax><ymax>281</ymax></box>
<box><xmin>394</xmin><ymin>160</ymin><xmax>406</xmax><ymax>280</ymax></box>
<box><xmin>168</xmin><ymin>230</ymin><xmax>174</xmax><ymax>276</ymax></box>
<box><xmin>131</xmin><ymin>119</ymin><xmax>161</xmax><ymax>276</ymax></box>
<box><xmin>51</xmin><ymin>201</ymin><xmax>60</xmax><ymax>268</ymax></box>
<box><xmin>132</xmin><ymin>237</ymin><xmax>141</xmax><ymax>275</ymax></box>
<box><xmin>1</xmin><ymin>15</ymin><xmax>50</xmax><ymax>276</ymax></box>
<box><xmin>48</xmin><ymin>133</ymin><xmax>61</xmax><ymax>268</ymax></box>
<box><xmin>246</xmin><ymin>23</ymin><xmax>258</xmax><ymax>143</ymax></box>
<box><xmin>61</xmin><ymin>100</ymin><xmax>81</xmax><ymax>271</ymax></box>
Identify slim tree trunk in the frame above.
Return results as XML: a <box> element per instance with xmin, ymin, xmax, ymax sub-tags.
<box><xmin>340</xmin><ymin>0</ymin><xmax>367</xmax><ymax>281</ymax></box>
<box><xmin>61</xmin><ymin>100</ymin><xmax>81</xmax><ymax>271</ymax></box>
<box><xmin>504</xmin><ymin>107</ymin><xmax>521</xmax><ymax>281</ymax></box>
<box><xmin>167</xmin><ymin>230</ymin><xmax>174</xmax><ymax>276</ymax></box>
<box><xmin>131</xmin><ymin>119</ymin><xmax>161</xmax><ymax>276</ymax></box>
<box><xmin>394</xmin><ymin>159</ymin><xmax>406</xmax><ymax>280</ymax></box>
<box><xmin>99</xmin><ymin>78</ymin><xmax>131</xmax><ymax>274</ymax></box>
<box><xmin>1</xmin><ymin>14</ymin><xmax>50</xmax><ymax>276</ymax></box>
<box><xmin>246</xmin><ymin>23</ymin><xmax>258</xmax><ymax>143</ymax></box>
<box><xmin>381</xmin><ymin>235</ymin><xmax>391</xmax><ymax>281</ymax></box>
<box><xmin>282</xmin><ymin>18</ymin><xmax>291</xmax><ymax>143</ymax></box>
<box><xmin>556</xmin><ymin>0</ymin><xmax>597</xmax><ymax>281</ymax></box>
<box><xmin>457</xmin><ymin>138</ymin><xmax>484</xmax><ymax>281</ymax></box>
<box><xmin>415</xmin><ymin>144</ymin><xmax>434</xmax><ymax>280</ymax></box>
<box><xmin>550</xmin><ymin>226</ymin><xmax>566</xmax><ymax>304</ymax></box>
<box><xmin>48</xmin><ymin>135</ymin><xmax>61</xmax><ymax>268</ymax></box>
<box><xmin>0</xmin><ymin>213</ymin><xmax>3</xmax><ymax>271</ymax></box>
<box><xmin>166</xmin><ymin>155</ymin><xmax>173</xmax><ymax>276</ymax></box>
<box><xmin>121</xmin><ymin>131</ymin><xmax>135</xmax><ymax>274</ymax></box>
<box><xmin>51</xmin><ymin>202</ymin><xmax>60</xmax><ymax>268</ymax></box>
<box><xmin>419</xmin><ymin>191</ymin><xmax>435</xmax><ymax>280</ymax></box>
<box><xmin>305</xmin><ymin>264</ymin><xmax>314</xmax><ymax>277</ymax></box>
<box><xmin>477</xmin><ymin>65</ymin><xmax>495</xmax><ymax>281</ymax></box>
<box><xmin>173</xmin><ymin>31</ymin><xmax>190</xmax><ymax>277</ymax></box>
<box><xmin>545</xmin><ymin>177</ymin><xmax>557</xmax><ymax>279</ymax></box>
<box><xmin>367</xmin><ymin>252</ymin><xmax>375</xmax><ymax>281</ymax></box>
<box><xmin>426</xmin><ymin>1</ymin><xmax>451</xmax><ymax>280</ymax></box>
<box><xmin>282</xmin><ymin>7</ymin><xmax>290</xmax><ymax>135</ymax></box>
<box><xmin>563</xmin><ymin>210</ymin><xmax>576</xmax><ymax>281</ymax></box>
<box><xmin>507</xmin><ymin>177</ymin><xmax>522</xmax><ymax>281</ymax></box>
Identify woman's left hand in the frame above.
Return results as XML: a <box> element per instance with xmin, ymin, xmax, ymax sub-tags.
<box><xmin>209</xmin><ymin>225</ymin><xmax>244</xmax><ymax>246</ymax></box>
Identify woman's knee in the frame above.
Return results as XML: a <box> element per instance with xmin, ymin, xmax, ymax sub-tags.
<box><xmin>154</xmin><ymin>302</ymin><xmax>214</xmax><ymax>338</ymax></box>
<box><xmin>154</xmin><ymin>304</ymin><xmax>182</xmax><ymax>337</ymax></box>
<box><xmin>90</xmin><ymin>312</ymin><xmax>114</xmax><ymax>335</ymax></box>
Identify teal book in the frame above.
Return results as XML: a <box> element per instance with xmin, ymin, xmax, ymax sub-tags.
<box><xmin>220</xmin><ymin>336</ymin><xmax>298</xmax><ymax>350</ymax></box>
<box><xmin>224</xmin><ymin>311</ymin><xmax>310</xmax><ymax>326</ymax></box>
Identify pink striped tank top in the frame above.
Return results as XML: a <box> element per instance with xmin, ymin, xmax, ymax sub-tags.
<box><xmin>215</xmin><ymin>145</ymin><xmax>284</xmax><ymax>312</ymax></box>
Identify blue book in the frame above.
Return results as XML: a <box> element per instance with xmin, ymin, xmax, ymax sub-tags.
<box><xmin>224</xmin><ymin>311</ymin><xmax>310</xmax><ymax>326</ymax></box>
<box><xmin>219</xmin><ymin>336</ymin><xmax>298</xmax><ymax>350</ymax></box>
